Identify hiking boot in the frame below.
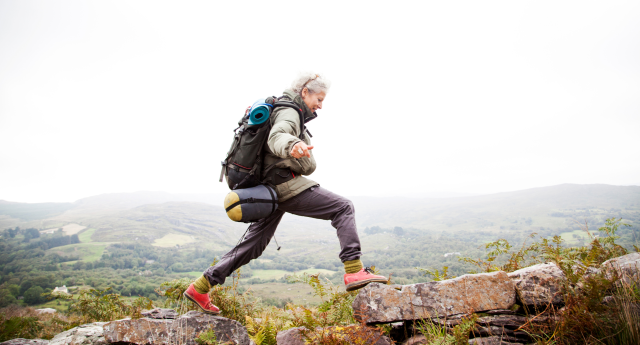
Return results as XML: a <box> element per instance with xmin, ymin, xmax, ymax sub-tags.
<box><xmin>183</xmin><ymin>283</ymin><xmax>220</xmax><ymax>315</ymax></box>
<box><xmin>344</xmin><ymin>267</ymin><xmax>388</xmax><ymax>292</ymax></box>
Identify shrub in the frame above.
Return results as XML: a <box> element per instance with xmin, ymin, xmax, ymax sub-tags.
<box><xmin>449</xmin><ymin>217</ymin><xmax>640</xmax><ymax>344</ymax></box>
<box><xmin>66</xmin><ymin>287</ymin><xmax>153</xmax><ymax>324</ymax></box>
<box><xmin>0</xmin><ymin>305</ymin><xmax>72</xmax><ymax>341</ymax></box>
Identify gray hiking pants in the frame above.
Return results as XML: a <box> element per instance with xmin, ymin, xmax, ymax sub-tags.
<box><xmin>203</xmin><ymin>185</ymin><xmax>362</xmax><ymax>286</ymax></box>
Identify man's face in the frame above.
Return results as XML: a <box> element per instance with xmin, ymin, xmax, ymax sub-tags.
<box><xmin>302</xmin><ymin>89</ymin><xmax>326</xmax><ymax>112</ymax></box>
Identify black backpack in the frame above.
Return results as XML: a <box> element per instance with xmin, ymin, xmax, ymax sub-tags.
<box><xmin>219</xmin><ymin>96</ymin><xmax>304</xmax><ymax>190</ymax></box>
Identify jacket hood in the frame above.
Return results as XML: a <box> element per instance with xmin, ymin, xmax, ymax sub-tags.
<box><xmin>282</xmin><ymin>89</ymin><xmax>317</xmax><ymax>123</ymax></box>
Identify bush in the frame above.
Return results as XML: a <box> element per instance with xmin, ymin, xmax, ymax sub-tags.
<box><xmin>23</xmin><ymin>286</ymin><xmax>44</xmax><ymax>305</ymax></box>
<box><xmin>66</xmin><ymin>287</ymin><xmax>153</xmax><ymax>324</ymax></box>
<box><xmin>0</xmin><ymin>306</ymin><xmax>72</xmax><ymax>341</ymax></box>
<box><xmin>425</xmin><ymin>217</ymin><xmax>640</xmax><ymax>345</ymax></box>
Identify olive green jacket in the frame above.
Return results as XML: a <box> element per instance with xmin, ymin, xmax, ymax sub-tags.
<box><xmin>263</xmin><ymin>89</ymin><xmax>318</xmax><ymax>202</ymax></box>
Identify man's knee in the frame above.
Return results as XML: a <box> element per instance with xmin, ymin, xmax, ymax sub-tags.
<box><xmin>343</xmin><ymin>197</ymin><xmax>355</xmax><ymax>212</ymax></box>
<box><xmin>335</xmin><ymin>196</ymin><xmax>355</xmax><ymax>216</ymax></box>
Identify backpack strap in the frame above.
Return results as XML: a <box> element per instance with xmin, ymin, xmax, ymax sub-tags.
<box><xmin>273</xmin><ymin>99</ymin><xmax>305</xmax><ymax>140</ymax></box>
<box><xmin>259</xmin><ymin>98</ymin><xmax>306</xmax><ymax>186</ymax></box>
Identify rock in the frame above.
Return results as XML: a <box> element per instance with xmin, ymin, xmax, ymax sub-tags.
<box><xmin>602</xmin><ymin>295</ymin><xmax>615</xmax><ymax>305</ymax></box>
<box><xmin>430</xmin><ymin>313</ymin><xmax>468</xmax><ymax>327</ymax></box>
<box><xmin>507</xmin><ymin>263</ymin><xmax>565</xmax><ymax>308</ymax></box>
<box><xmin>276</xmin><ymin>326</ymin><xmax>306</xmax><ymax>345</ymax></box>
<box><xmin>34</xmin><ymin>308</ymin><xmax>56</xmax><ymax>314</ymax></box>
<box><xmin>403</xmin><ymin>334</ymin><xmax>427</xmax><ymax>344</ymax></box>
<box><xmin>141</xmin><ymin>308</ymin><xmax>178</xmax><ymax>319</ymax></box>
<box><xmin>0</xmin><ymin>339</ymin><xmax>49</xmax><ymax>345</ymax></box>
<box><xmin>48</xmin><ymin>322</ymin><xmax>107</xmax><ymax>345</ymax></box>
<box><xmin>275</xmin><ymin>325</ymin><xmax>392</xmax><ymax>345</ymax></box>
<box><xmin>474</xmin><ymin>325</ymin><xmax>530</xmax><ymax>343</ymax></box>
<box><xmin>388</xmin><ymin>321</ymin><xmax>413</xmax><ymax>343</ymax></box>
<box><xmin>484</xmin><ymin>310</ymin><xmax>515</xmax><ymax>315</ymax></box>
<box><xmin>103</xmin><ymin>311</ymin><xmax>249</xmax><ymax>345</ymax></box>
<box><xmin>353</xmin><ymin>271</ymin><xmax>516</xmax><ymax>323</ymax></box>
<box><xmin>602</xmin><ymin>252</ymin><xmax>640</xmax><ymax>286</ymax></box>
<box><xmin>468</xmin><ymin>336</ymin><xmax>523</xmax><ymax>344</ymax></box>
<box><xmin>476</xmin><ymin>315</ymin><xmax>527</xmax><ymax>330</ymax></box>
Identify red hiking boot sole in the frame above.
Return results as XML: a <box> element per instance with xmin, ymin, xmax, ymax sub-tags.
<box><xmin>183</xmin><ymin>291</ymin><xmax>220</xmax><ymax>315</ymax></box>
<box><xmin>345</xmin><ymin>277</ymin><xmax>388</xmax><ymax>292</ymax></box>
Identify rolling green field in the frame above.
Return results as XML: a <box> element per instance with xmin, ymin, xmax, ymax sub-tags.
<box><xmin>48</xmin><ymin>243</ymin><xmax>106</xmax><ymax>262</ymax></box>
<box><xmin>249</xmin><ymin>268</ymin><xmax>338</xmax><ymax>280</ymax></box>
<box><xmin>152</xmin><ymin>233</ymin><xmax>196</xmax><ymax>247</ymax></box>
<box><xmin>244</xmin><ymin>282</ymin><xmax>323</xmax><ymax>306</ymax></box>
<box><xmin>559</xmin><ymin>229</ymin><xmax>598</xmax><ymax>245</ymax></box>
<box><xmin>294</xmin><ymin>268</ymin><xmax>338</xmax><ymax>276</ymax></box>
<box><xmin>2</xmin><ymin>184</ymin><xmax>638</xmax><ymax>313</ymax></box>
<box><xmin>78</xmin><ymin>228</ymin><xmax>96</xmax><ymax>243</ymax></box>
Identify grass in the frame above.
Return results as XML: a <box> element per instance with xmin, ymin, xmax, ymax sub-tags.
<box><xmin>152</xmin><ymin>233</ymin><xmax>196</xmax><ymax>247</ymax></box>
<box><xmin>30</xmin><ymin>299</ymin><xmax>73</xmax><ymax>313</ymax></box>
<box><xmin>242</xmin><ymin>282</ymin><xmax>323</xmax><ymax>305</ymax></box>
<box><xmin>248</xmin><ymin>268</ymin><xmax>337</xmax><ymax>281</ymax></box>
<box><xmin>47</xmin><ymin>243</ymin><xmax>106</xmax><ymax>262</ymax></box>
<box><xmin>559</xmin><ymin>229</ymin><xmax>597</xmax><ymax>244</ymax></box>
<box><xmin>78</xmin><ymin>228</ymin><xmax>96</xmax><ymax>243</ymax></box>
<box><xmin>295</xmin><ymin>268</ymin><xmax>337</xmax><ymax>276</ymax></box>
<box><xmin>61</xmin><ymin>223</ymin><xmax>86</xmax><ymax>235</ymax></box>
<box><xmin>250</xmin><ymin>270</ymin><xmax>290</xmax><ymax>280</ymax></box>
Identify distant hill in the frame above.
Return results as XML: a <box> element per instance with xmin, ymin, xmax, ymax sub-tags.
<box><xmin>0</xmin><ymin>184</ymin><xmax>637</xmax><ymax>288</ymax></box>
<box><xmin>351</xmin><ymin>184</ymin><xmax>640</xmax><ymax>229</ymax></box>
<box><xmin>2</xmin><ymin>184</ymin><xmax>638</xmax><ymax>250</ymax></box>
<box><xmin>0</xmin><ymin>200</ymin><xmax>75</xmax><ymax>221</ymax></box>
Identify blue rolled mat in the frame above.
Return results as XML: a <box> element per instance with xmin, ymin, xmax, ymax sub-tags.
<box><xmin>248</xmin><ymin>99</ymin><xmax>273</xmax><ymax>126</ymax></box>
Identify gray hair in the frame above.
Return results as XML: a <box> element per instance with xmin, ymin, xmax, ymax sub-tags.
<box><xmin>291</xmin><ymin>72</ymin><xmax>331</xmax><ymax>95</ymax></box>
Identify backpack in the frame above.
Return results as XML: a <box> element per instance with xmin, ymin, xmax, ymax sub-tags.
<box><xmin>219</xmin><ymin>96</ymin><xmax>305</xmax><ymax>191</ymax></box>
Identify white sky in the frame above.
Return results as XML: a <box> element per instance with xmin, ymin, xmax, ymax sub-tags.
<box><xmin>1</xmin><ymin>0</ymin><xmax>639</xmax><ymax>203</ymax></box>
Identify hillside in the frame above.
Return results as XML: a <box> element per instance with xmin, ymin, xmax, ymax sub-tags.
<box><xmin>0</xmin><ymin>184</ymin><xmax>638</xmax><ymax>310</ymax></box>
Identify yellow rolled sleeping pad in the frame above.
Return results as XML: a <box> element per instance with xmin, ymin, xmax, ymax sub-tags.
<box><xmin>224</xmin><ymin>192</ymin><xmax>243</xmax><ymax>222</ymax></box>
<box><xmin>224</xmin><ymin>184</ymin><xmax>278</xmax><ymax>223</ymax></box>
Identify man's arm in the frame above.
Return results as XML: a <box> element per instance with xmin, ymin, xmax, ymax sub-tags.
<box><xmin>267</xmin><ymin>108</ymin><xmax>303</xmax><ymax>158</ymax></box>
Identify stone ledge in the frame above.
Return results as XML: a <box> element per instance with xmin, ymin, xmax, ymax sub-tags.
<box><xmin>353</xmin><ymin>271</ymin><xmax>516</xmax><ymax>324</ymax></box>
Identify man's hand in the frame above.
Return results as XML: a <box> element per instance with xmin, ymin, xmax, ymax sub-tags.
<box><xmin>290</xmin><ymin>141</ymin><xmax>314</xmax><ymax>159</ymax></box>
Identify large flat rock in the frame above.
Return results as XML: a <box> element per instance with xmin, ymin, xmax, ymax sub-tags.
<box><xmin>353</xmin><ymin>271</ymin><xmax>516</xmax><ymax>323</ymax></box>
<box><xmin>103</xmin><ymin>311</ymin><xmax>249</xmax><ymax>345</ymax></box>
<box><xmin>507</xmin><ymin>263</ymin><xmax>565</xmax><ymax>308</ymax></box>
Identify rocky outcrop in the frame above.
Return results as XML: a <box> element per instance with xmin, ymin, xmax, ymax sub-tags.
<box><xmin>0</xmin><ymin>340</ymin><xmax>49</xmax><ymax>345</ymax></box>
<box><xmin>507</xmin><ymin>263</ymin><xmax>565</xmax><ymax>309</ymax></box>
<box><xmin>4</xmin><ymin>253</ymin><xmax>638</xmax><ymax>345</ymax></box>
<box><xmin>103</xmin><ymin>311</ymin><xmax>249</xmax><ymax>345</ymax></box>
<box><xmin>602</xmin><ymin>252</ymin><xmax>640</xmax><ymax>285</ymax></box>
<box><xmin>48</xmin><ymin>322</ymin><xmax>107</xmax><ymax>345</ymax></box>
<box><xmin>353</xmin><ymin>271</ymin><xmax>516</xmax><ymax>323</ymax></box>
<box><xmin>141</xmin><ymin>308</ymin><xmax>178</xmax><ymax>319</ymax></box>
<box><xmin>275</xmin><ymin>325</ymin><xmax>392</xmax><ymax>345</ymax></box>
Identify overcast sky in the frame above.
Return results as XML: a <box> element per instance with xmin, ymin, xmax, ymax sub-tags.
<box><xmin>1</xmin><ymin>0</ymin><xmax>639</xmax><ymax>203</ymax></box>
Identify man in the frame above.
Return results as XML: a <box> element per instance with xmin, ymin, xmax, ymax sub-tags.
<box><xmin>184</xmin><ymin>73</ymin><xmax>387</xmax><ymax>314</ymax></box>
